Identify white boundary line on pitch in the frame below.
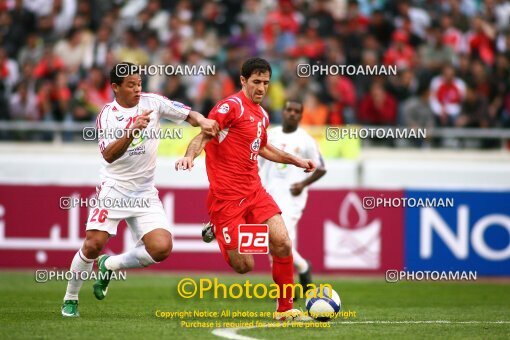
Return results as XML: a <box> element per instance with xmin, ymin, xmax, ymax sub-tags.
<box><xmin>211</xmin><ymin>320</ymin><xmax>510</xmax><ymax>340</ymax></box>
<box><xmin>337</xmin><ymin>321</ymin><xmax>510</xmax><ymax>324</ymax></box>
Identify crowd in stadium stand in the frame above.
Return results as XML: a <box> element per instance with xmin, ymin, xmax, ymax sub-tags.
<box><xmin>1</xmin><ymin>0</ymin><xmax>510</xmax><ymax>142</ymax></box>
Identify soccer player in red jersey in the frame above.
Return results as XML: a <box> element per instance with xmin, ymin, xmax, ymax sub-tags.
<box><xmin>175</xmin><ymin>58</ymin><xmax>316</xmax><ymax>320</ymax></box>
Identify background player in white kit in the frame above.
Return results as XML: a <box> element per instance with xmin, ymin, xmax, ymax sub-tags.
<box><xmin>259</xmin><ymin>99</ymin><xmax>326</xmax><ymax>290</ymax></box>
<box><xmin>61</xmin><ymin>62</ymin><xmax>218</xmax><ymax>317</ymax></box>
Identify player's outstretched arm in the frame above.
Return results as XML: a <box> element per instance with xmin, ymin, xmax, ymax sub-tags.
<box><xmin>101</xmin><ymin>109</ymin><xmax>152</xmax><ymax>163</ymax></box>
<box><xmin>185</xmin><ymin>111</ymin><xmax>220</xmax><ymax>137</ymax></box>
<box><xmin>259</xmin><ymin>143</ymin><xmax>316</xmax><ymax>173</ymax></box>
<box><xmin>175</xmin><ymin>132</ymin><xmax>213</xmax><ymax>171</ymax></box>
<box><xmin>290</xmin><ymin>167</ymin><xmax>327</xmax><ymax>196</ymax></box>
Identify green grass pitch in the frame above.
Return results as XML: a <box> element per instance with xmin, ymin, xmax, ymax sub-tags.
<box><xmin>0</xmin><ymin>271</ymin><xmax>509</xmax><ymax>339</ymax></box>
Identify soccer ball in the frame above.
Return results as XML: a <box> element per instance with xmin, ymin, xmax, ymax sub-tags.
<box><xmin>305</xmin><ymin>286</ymin><xmax>341</xmax><ymax>322</ymax></box>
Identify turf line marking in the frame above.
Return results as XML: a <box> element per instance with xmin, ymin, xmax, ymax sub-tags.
<box><xmin>211</xmin><ymin>327</ymin><xmax>259</xmax><ymax>340</ymax></box>
<box><xmin>211</xmin><ymin>320</ymin><xmax>510</xmax><ymax>339</ymax></box>
<box><xmin>330</xmin><ymin>320</ymin><xmax>510</xmax><ymax>324</ymax></box>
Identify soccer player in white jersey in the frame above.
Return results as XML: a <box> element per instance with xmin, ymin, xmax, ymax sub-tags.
<box><xmin>61</xmin><ymin>62</ymin><xmax>219</xmax><ymax>317</ymax></box>
<box><xmin>259</xmin><ymin>99</ymin><xmax>327</xmax><ymax>290</ymax></box>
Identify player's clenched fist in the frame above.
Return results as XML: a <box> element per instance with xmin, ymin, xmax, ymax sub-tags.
<box><xmin>132</xmin><ymin>109</ymin><xmax>152</xmax><ymax>130</ymax></box>
<box><xmin>199</xmin><ymin>118</ymin><xmax>219</xmax><ymax>137</ymax></box>
<box><xmin>175</xmin><ymin>156</ymin><xmax>194</xmax><ymax>171</ymax></box>
<box><xmin>297</xmin><ymin>159</ymin><xmax>316</xmax><ymax>173</ymax></box>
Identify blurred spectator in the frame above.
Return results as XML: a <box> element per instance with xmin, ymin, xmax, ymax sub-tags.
<box><xmin>262</xmin><ymin>0</ymin><xmax>301</xmax><ymax>53</ymax></box>
<box><xmin>33</xmin><ymin>46</ymin><xmax>65</xmax><ymax>80</ymax></box>
<box><xmin>75</xmin><ymin>0</ymin><xmax>94</xmax><ymax>31</ymax></box>
<box><xmin>386</xmin><ymin>68</ymin><xmax>418</xmax><ymax>103</ymax></box>
<box><xmin>199</xmin><ymin>1</ymin><xmax>232</xmax><ymax>38</ymax></box>
<box><xmin>284</xmin><ymin>71</ymin><xmax>321</xmax><ymax>102</ymax></box>
<box><xmin>163</xmin><ymin>77</ymin><xmax>190</xmax><ymax>108</ymax></box>
<box><xmin>9</xmin><ymin>81</ymin><xmax>39</xmax><ymax>121</ymax></box>
<box><xmin>5</xmin><ymin>0</ymin><xmax>36</xmax><ymax>58</ymax></box>
<box><xmin>146</xmin><ymin>47</ymin><xmax>179</xmax><ymax>93</ymax></box>
<box><xmin>489</xmin><ymin>53</ymin><xmax>510</xmax><ymax>119</ymax></box>
<box><xmin>287</xmin><ymin>26</ymin><xmax>326</xmax><ymax>60</ymax></box>
<box><xmin>227</xmin><ymin>23</ymin><xmax>259</xmax><ymax>57</ymax></box>
<box><xmin>429</xmin><ymin>65</ymin><xmax>467</xmax><ymax>126</ymax></box>
<box><xmin>18</xmin><ymin>33</ymin><xmax>44</xmax><ymax>66</ymax></box>
<box><xmin>383</xmin><ymin>30</ymin><xmax>415</xmax><ymax>69</ymax></box>
<box><xmin>115</xmin><ymin>28</ymin><xmax>149</xmax><ymax>65</ymax></box>
<box><xmin>367</xmin><ymin>9</ymin><xmax>395</xmax><ymax>48</ymax></box>
<box><xmin>456</xmin><ymin>85</ymin><xmax>489</xmax><ymax>127</ymax></box>
<box><xmin>456</xmin><ymin>53</ymin><xmax>472</xmax><ymax>82</ymax></box>
<box><xmin>37</xmin><ymin>72</ymin><xmax>71</xmax><ymax>121</ymax></box>
<box><xmin>23</xmin><ymin>0</ymin><xmax>53</xmax><ymax>17</ymax></box>
<box><xmin>0</xmin><ymin>11</ymin><xmax>16</xmax><ymax>58</ymax></box>
<box><xmin>304</xmin><ymin>0</ymin><xmax>335</xmax><ymax>38</ymax></box>
<box><xmin>440</xmin><ymin>14</ymin><xmax>466</xmax><ymax>53</ymax></box>
<box><xmin>301</xmin><ymin>91</ymin><xmax>329</xmax><ymax>126</ymax></box>
<box><xmin>0</xmin><ymin>48</ymin><xmax>20</xmax><ymax>91</ymax></box>
<box><xmin>400</xmin><ymin>84</ymin><xmax>434</xmax><ymax>130</ymax></box>
<box><xmin>0</xmin><ymin>47</ymin><xmax>19</xmax><ymax>120</ymax></box>
<box><xmin>35</xmin><ymin>14</ymin><xmax>56</xmax><ymax>43</ymax></box>
<box><xmin>394</xmin><ymin>0</ymin><xmax>430</xmax><ymax>40</ymax></box>
<box><xmin>501</xmin><ymin>93</ymin><xmax>510</xmax><ymax>127</ymax></box>
<box><xmin>354</xmin><ymin>49</ymin><xmax>379</xmax><ymax>98</ymax></box>
<box><xmin>82</xmin><ymin>25</ymin><xmax>112</xmax><ymax>69</ymax></box>
<box><xmin>444</xmin><ymin>0</ymin><xmax>471</xmax><ymax>32</ymax></box>
<box><xmin>496</xmin><ymin>30</ymin><xmax>510</xmax><ymax>54</ymax></box>
<box><xmin>54</xmin><ymin>28</ymin><xmax>89</xmax><ymax>72</ymax></box>
<box><xmin>345</xmin><ymin>0</ymin><xmax>370</xmax><ymax>34</ymax></box>
<box><xmin>469</xmin><ymin>59</ymin><xmax>491</xmax><ymax>99</ymax></box>
<box><xmin>133</xmin><ymin>9</ymin><xmax>154</xmax><ymax>41</ymax></box>
<box><xmin>182</xmin><ymin>20</ymin><xmax>219</xmax><ymax>58</ymax></box>
<box><xmin>265</xmin><ymin>79</ymin><xmax>286</xmax><ymax>122</ymax></box>
<box><xmin>483</xmin><ymin>0</ymin><xmax>510</xmax><ymax>31</ymax></box>
<box><xmin>358</xmin><ymin>80</ymin><xmax>397</xmax><ymax>125</ymax></box>
<box><xmin>342</xmin><ymin>2</ymin><xmax>370</xmax><ymax>64</ymax></box>
<box><xmin>324</xmin><ymin>75</ymin><xmax>357</xmax><ymax>125</ymax></box>
<box><xmin>466</xmin><ymin>16</ymin><xmax>496</xmax><ymax>65</ymax></box>
<box><xmin>161</xmin><ymin>14</ymin><xmax>191</xmax><ymax>61</ymax></box>
<box><xmin>237</xmin><ymin>0</ymin><xmax>266</xmax><ymax>36</ymax></box>
<box><xmin>72</xmin><ymin>66</ymin><xmax>111</xmax><ymax>121</ymax></box>
<box><xmin>145</xmin><ymin>31</ymin><xmax>165</xmax><ymax>65</ymax></box>
<box><xmin>146</xmin><ymin>0</ymin><xmax>170</xmax><ymax>41</ymax></box>
<box><xmin>194</xmin><ymin>71</ymin><xmax>235</xmax><ymax>115</ymax></box>
<box><xmin>419</xmin><ymin>26</ymin><xmax>457</xmax><ymax>72</ymax></box>
<box><xmin>52</xmin><ymin>0</ymin><xmax>78</xmax><ymax>37</ymax></box>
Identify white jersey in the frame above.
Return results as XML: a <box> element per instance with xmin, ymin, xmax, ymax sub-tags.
<box><xmin>259</xmin><ymin>126</ymin><xmax>325</xmax><ymax>218</ymax></box>
<box><xmin>96</xmin><ymin>93</ymin><xmax>190</xmax><ymax>194</ymax></box>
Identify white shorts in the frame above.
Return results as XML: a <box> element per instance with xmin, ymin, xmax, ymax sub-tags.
<box><xmin>86</xmin><ymin>181</ymin><xmax>171</xmax><ymax>246</ymax></box>
<box><xmin>281</xmin><ymin>209</ymin><xmax>302</xmax><ymax>246</ymax></box>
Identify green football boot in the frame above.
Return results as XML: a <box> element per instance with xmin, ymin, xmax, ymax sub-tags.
<box><xmin>93</xmin><ymin>254</ymin><xmax>112</xmax><ymax>300</ymax></box>
<box><xmin>61</xmin><ymin>300</ymin><xmax>80</xmax><ymax>317</ymax></box>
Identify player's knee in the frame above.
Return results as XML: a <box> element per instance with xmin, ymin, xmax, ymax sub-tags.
<box><xmin>231</xmin><ymin>257</ymin><xmax>254</xmax><ymax>274</ymax></box>
<box><xmin>271</xmin><ymin>237</ymin><xmax>292</xmax><ymax>257</ymax></box>
<box><xmin>146</xmin><ymin>237</ymin><xmax>173</xmax><ymax>262</ymax></box>
<box><xmin>82</xmin><ymin>237</ymin><xmax>105</xmax><ymax>259</ymax></box>
<box><xmin>233</xmin><ymin>262</ymin><xmax>254</xmax><ymax>274</ymax></box>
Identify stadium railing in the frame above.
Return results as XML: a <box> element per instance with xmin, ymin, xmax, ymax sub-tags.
<box><xmin>0</xmin><ymin>121</ymin><xmax>508</xmax><ymax>151</ymax></box>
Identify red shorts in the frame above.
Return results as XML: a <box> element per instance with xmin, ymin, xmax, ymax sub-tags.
<box><xmin>207</xmin><ymin>186</ymin><xmax>281</xmax><ymax>264</ymax></box>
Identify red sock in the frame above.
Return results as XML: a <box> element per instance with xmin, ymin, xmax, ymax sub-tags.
<box><xmin>272</xmin><ymin>255</ymin><xmax>294</xmax><ymax>312</ymax></box>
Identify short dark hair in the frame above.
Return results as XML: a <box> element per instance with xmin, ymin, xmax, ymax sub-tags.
<box><xmin>284</xmin><ymin>98</ymin><xmax>304</xmax><ymax>112</ymax></box>
<box><xmin>110</xmin><ymin>62</ymin><xmax>140</xmax><ymax>85</ymax></box>
<box><xmin>240</xmin><ymin>57</ymin><xmax>272</xmax><ymax>80</ymax></box>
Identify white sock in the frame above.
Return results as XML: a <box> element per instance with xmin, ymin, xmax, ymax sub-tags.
<box><xmin>104</xmin><ymin>245</ymin><xmax>156</xmax><ymax>270</ymax></box>
<box><xmin>63</xmin><ymin>249</ymin><xmax>94</xmax><ymax>301</ymax></box>
<box><xmin>293</xmin><ymin>247</ymin><xmax>309</xmax><ymax>274</ymax></box>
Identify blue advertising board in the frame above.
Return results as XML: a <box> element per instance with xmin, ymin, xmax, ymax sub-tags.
<box><xmin>405</xmin><ymin>191</ymin><xmax>510</xmax><ymax>275</ymax></box>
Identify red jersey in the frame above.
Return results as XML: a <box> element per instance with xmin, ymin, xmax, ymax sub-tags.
<box><xmin>205</xmin><ymin>91</ymin><xmax>270</xmax><ymax>200</ymax></box>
